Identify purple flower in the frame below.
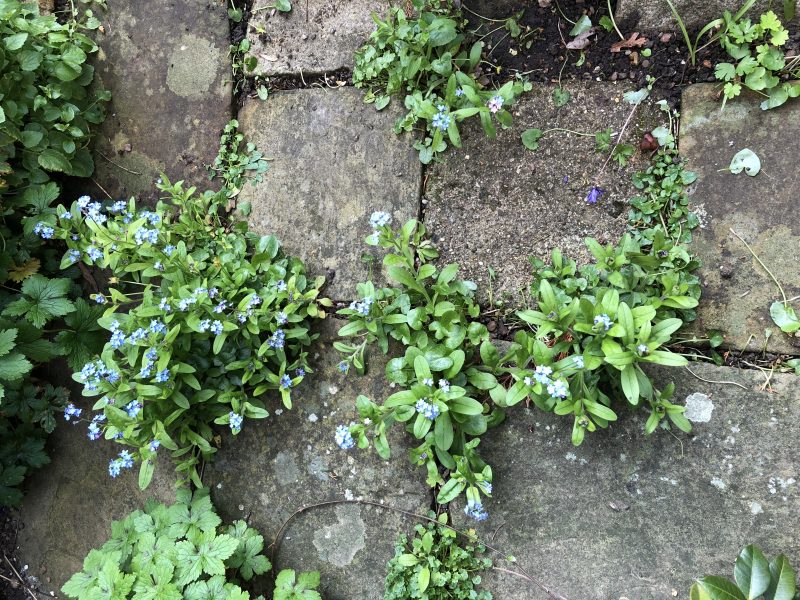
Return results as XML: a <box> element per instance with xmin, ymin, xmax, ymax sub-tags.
<box><xmin>585</xmin><ymin>186</ymin><xmax>605</xmax><ymax>205</ymax></box>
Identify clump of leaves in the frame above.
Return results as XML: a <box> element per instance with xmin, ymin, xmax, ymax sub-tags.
<box><xmin>274</xmin><ymin>569</ymin><xmax>322</xmax><ymax>600</ymax></box>
<box><xmin>0</xmin><ymin>0</ymin><xmax>108</xmax><ymax>507</ymax></box>
<box><xmin>384</xmin><ymin>513</ymin><xmax>492</xmax><ymax>600</ymax></box>
<box><xmin>62</xmin><ymin>487</ymin><xmax>321</xmax><ymax>600</ymax></box>
<box><xmin>690</xmin><ymin>544</ymin><xmax>797</xmax><ymax>600</ymax></box>
<box><xmin>714</xmin><ymin>10</ymin><xmax>800</xmax><ymax>110</ymax></box>
<box><xmin>208</xmin><ymin>119</ymin><xmax>270</xmax><ymax>204</ymax></box>
<box><xmin>50</xmin><ymin>179</ymin><xmax>328</xmax><ymax>489</ymax></box>
<box><xmin>353</xmin><ymin>0</ymin><xmax>530</xmax><ymax>163</ymax></box>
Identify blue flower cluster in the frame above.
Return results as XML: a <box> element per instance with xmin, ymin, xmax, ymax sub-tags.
<box><xmin>337</xmin><ymin>361</ymin><xmax>350</xmax><ymax>374</ymax></box>
<box><xmin>87</xmin><ymin>413</ymin><xmax>106</xmax><ymax>440</ymax></box>
<box><xmin>463</xmin><ymin>499</ymin><xmax>489</xmax><ymax>521</ymax></box>
<box><xmin>33</xmin><ymin>222</ymin><xmax>54</xmax><ymax>239</ymax></box>
<box><xmin>335</xmin><ymin>424</ymin><xmax>355</xmax><ymax>449</ymax></box>
<box><xmin>268</xmin><ymin>328</ymin><xmax>285</xmax><ymax>349</ymax></box>
<box><xmin>369</xmin><ymin>211</ymin><xmax>392</xmax><ymax>229</ymax></box>
<box><xmin>432</xmin><ymin>104</ymin><xmax>451</xmax><ymax>132</ymax></box>
<box><xmin>415</xmin><ymin>398</ymin><xmax>440</xmax><ymax>420</ymax></box>
<box><xmin>438</xmin><ymin>379</ymin><xmax>450</xmax><ymax>393</ymax></box>
<box><xmin>280</xmin><ymin>374</ymin><xmax>292</xmax><ymax>389</ymax></box>
<box><xmin>64</xmin><ymin>403</ymin><xmax>82</xmax><ymax>422</ymax></box>
<box><xmin>198</xmin><ymin>319</ymin><xmax>224</xmax><ymax>335</ymax></box>
<box><xmin>229</xmin><ymin>411</ymin><xmax>244</xmax><ymax>433</ymax></box>
<box><xmin>594</xmin><ymin>313</ymin><xmax>613</xmax><ymax>331</ymax></box>
<box><xmin>108</xmin><ymin>450</ymin><xmax>134</xmax><ymax>478</ymax></box>
<box><xmin>546</xmin><ymin>379</ymin><xmax>569</xmax><ymax>399</ymax></box>
<box><xmin>125</xmin><ymin>400</ymin><xmax>142</xmax><ymax>418</ymax></box>
<box><xmin>134</xmin><ymin>227</ymin><xmax>159</xmax><ymax>245</ymax></box>
<box><xmin>487</xmin><ymin>95</ymin><xmax>504</xmax><ymax>113</ymax></box>
<box><xmin>79</xmin><ymin>360</ymin><xmax>121</xmax><ymax>391</ymax></box>
<box><xmin>348</xmin><ymin>296</ymin><xmax>373</xmax><ymax>316</ymax></box>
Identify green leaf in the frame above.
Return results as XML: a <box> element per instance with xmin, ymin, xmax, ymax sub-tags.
<box><xmin>770</xmin><ymin>301</ymin><xmax>800</xmax><ymax>333</ymax></box>
<box><xmin>38</xmin><ymin>149</ymin><xmax>73</xmax><ymax>173</ymax></box>
<box><xmin>521</xmin><ymin>128</ymin><xmax>543</xmax><ymax>151</ymax></box>
<box><xmin>735</xmin><ymin>545</ymin><xmax>771</xmax><ymax>599</ymax></box>
<box><xmin>273</xmin><ymin>0</ymin><xmax>292</xmax><ymax>11</ymax></box>
<box><xmin>418</xmin><ymin>566</ymin><xmax>431</xmax><ymax>593</ymax></box>
<box><xmin>427</xmin><ymin>18</ymin><xmax>458</xmax><ymax>46</ymax></box>
<box><xmin>5</xmin><ymin>33</ymin><xmax>28</xmax><ymax>50</ymax></box>
<box><xmin>729</xmin><ymin>148</ymin><xmax>760</xmax><ymax>176</ymax></box>
<box><xmin>765</xmin><ymin>554</ymin><xmax>796</xmax><ymax>600</ymax></box>
<box><xmin>692</xmin><ymin>577</ymin><xmax>747</xmax><ymax>600</ymax></box>
<box><xmin>552</xmin><ymin>88</ymin><xmax>570</xmax><ymax>107</ymax></box>
<box><xmin>619</xmin><ymin>365</ymin><xmax>640</xmax><ymax>405</ymax></box>
<box><xmin>0</xmin><ymin>353</ymin><xmax>33</xmax><ymax>381</ymax></box>
<box><xmin>569</xmin><ymin>15</ymin><xmax>593</xmax><ymax>36</ymax></box>
<box><xmin>715</xmin><ymin>62</ymin><xmax>736</xmax><ymax>81</ymax></box>
<box><xmin>0</xmin><ymin>329</ymin><xmax>18</xmax><ymax>357</ymax></box>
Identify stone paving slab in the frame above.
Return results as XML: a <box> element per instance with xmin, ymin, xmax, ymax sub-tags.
<box><xmin>208</xmin><ymin>318</ymin><xmax>430</xmax><ymax>599</ymax></box>
<box><xmin>615</xmin><ymin>0</ymin><xmax>772</xmax><ymax>31</ymax></box>
<box><xmin>90</xmin><ymin>0</ymin><xmax>232</xmax><ymax>203</ymax></box>
<box><xmin>17</xmin><ymin>372</ymin><xmax>176</xmax><ymax>593</ymax></box>
<box><xmin>247</xmin><ymin>0</ymin><xmax>390</xmax><ymax>76</ymax></box>
<box><xmin>238</xmin><ymin>88</ymin><xmax>421</xmax><ymax>300</ymax></box>
<box><xmin>681</xmin><ymin>84</ymin><xmax>800</xmax><ymax>355</ymax></box>
<box><xmin>452</xmin><ymin>363</ymin><xmax>800</xmax><ymax>599</ymax></box>
<box><xmin>424</xmin><ymin>82</ymin><xmax>661</xmax><ymax>305</ymax></box>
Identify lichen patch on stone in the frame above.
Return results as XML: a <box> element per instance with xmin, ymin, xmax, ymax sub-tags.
<box><xmin>684</xmin><ymin>392</ymin><xmax>714</xmax><ymax>423</ymax></box>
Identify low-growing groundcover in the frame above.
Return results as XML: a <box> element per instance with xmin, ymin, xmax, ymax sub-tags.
<box><xmin>384</xmin><ymin>513</ymin><xmax>492</xmax><ymax>599</ymax></box>
<box><xmin>61</xmin><ymin>487</ymin><xmax>323</xmax><ymax>600</ymax></box>
<box><xmin>0</xmin><ymin>0</ymin><xmax>109</xmax><ymax>506</ymax></box>
<box><xmin>334</xmin><ymin>137</ymin><xmax>702</xmax><ymax>516</ymax></box>
<box><xmin>45</xmin><ymin>178</ymin><xmax>329</xmax><ymax>489</ymax></box>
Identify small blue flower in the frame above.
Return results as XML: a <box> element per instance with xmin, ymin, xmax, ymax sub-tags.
<box><xmin>139</xmin><ymin>363</ymin><xmax>152</xmax><ymax>378</ymax></box>
<box><xmin>209</xmin><ymin>288</ymin><xmax>220</xmax><ymax>299</ymax></box>
<box><xmin>145</xmin><ymin>348</ymin><xmax>158</xmax><ymax>361</ymax></box>
<box><xmin>547</xmin><ymin>379</ymin><xmax>569</xmax><ymax>399</ymax></box>
<box><xmin>487</xmin><ymin>95</ymin><xmax>504</xmax><ymax>113</ymax></box>
<box><xmin>455</xmin><ymin>88</ymin><xmax>465</xmax><ymax>97</ymax></box>
<box><xmin>338</xmin><ymin>361</ymin><xmax>349</xmax><ymax>374</ymax></box>
<box><xmin>533</xmin><ymin>365</ymin><xmax>553</xmax><ymax>384</ymax></box>
<box><xmin>464</xmin><ymin>499</ymin><xmax>489</xmax><ymax>521</ymax></box>
<box><xmin>432</xmin><ymin>110</ymin><xmax>451</xmax><ymax>132</ymax></box>
<box><xmin>214</xmin><ymin>301</ymin><xmax>228</xmax><ymax>313</ymax></box>
<box><xmin>369</xmin><ymin>211</ymin><xmax>392</xmax><ymax>229</ymax></box>
<box><xmin>64</xmin><ymin>403</ymin><xmax>82</xmax><ymax>421</ymax></box>
<box><xmin>481</xmin><ymin>481</ymin><xmax>493</xmax><ymax>494</ymax></box>
<box><xmin>573</xmin><ymin>355</ymin><xmax>584</xmax><ymax>369</ymax></box>
<box><xmin>249</xmin><ymin>294</ymin><xmax>263</xmax><ymax>307</ymax></box>
<box><xmin>86</xmin><ymin>246</ymin><xmax>103</xmax><ymax>262</ymax></box>
<box><xmin>109</xmin><ymin>200</ymin><xmax>127</xmax><ymax>213</ymax></box>
<box><xmin>163</xmin><ymin>244</ymin><xmax>176</xmax><ymax>256</ymax></box>
<box><xmin>280</xmin><ymin>374</ymin><xmax>292</xmax><ymax>389</ymax></box>
<box><xmin>415</xmin><ymin>398</ymin><xmax>440</xmax><ymax>420</ymax></box>
<box><xmin>276</xmin><ymin>280</ymin><xmax>287</xmax><ymax>292</ymax></box>
<box><xmin>94</xmin><ymin>294</ymin><xmax>106</xmax><ymax>304</ymax></box>
<box><xmin>134</xmin><ymin>228</ymin><xmax>159</xmax><ymax>245</ymax></box>
<box><xmin>61</xmin><ymin>212</ymin><xmax>72</xmax><ymax>219</ymax></box>
<box><xmin>594</xmin><ymin>314</ymin><xmax>613</xmax><ymax>331</ymax></box>
<box><xmin>276</xmin><ymin>312</ymin><xmax>288</xmax><ymax>325</ymax></box>
<box><xmin>335</xmin><ymin>424</ymin><xmax>355</xmax><ymax>450</ymax></box>
<box><xmin>154</xmin><ymin>261</ymin><xmax>164</xmax><ymax>271</ymax></box>
<box><xmin>268</xmin><ymin>329</ymin><xmax>285</xmax><ymax>349</ymax></box>
<box><xmin>438</xmin><ymin>379</ymin><xmax>450</xmax><ymax>393</ymax></box>
<box><xmin>105</xmin><ymin>370</ymin><xmax>120</xmax><ymax>384</ymax></box>
<box><xmin>296</xmin><ymin>368</ymin><xmax>306</xmax><ymax>377</ymax></box>
<box><xmin>87</xmin><ymin>422</ymin><xmax>102</xmax><ymax>441</ymax></box>
<box><xmin>67</xmin><ymin>249</ymin><xmax>81</xmax><ymax>263</ymax></box>
<box><xmin>129</xmin><ymin>328</ymin><xmax>147</xmax><ymax>343</ymax></box>
<box><xmin>149</xmin><ymin>319</ymin><xmax>167</xmax><ymax>335</ymax></box>
<box><xmin>149</xmin><ymin>440</ymin><xmax>160</xmax><ymax>452</ymax></box>
<box><xmin>108</xmin><ymin>459</ymin><xmax>122</xmax><ymax>478</ymax></box>
<box><xmin>585</xmin><ymin>186</ymin><xmax>605</xmax><ymax>205</ymax></box>
<box><xmin>209</xmin><ymin>320</ymin><xmax>224</xmax><ymax>335</ymax></box>
<box><xmin>33</xmin><ymin>222</ymin><xmax>55</xmax><ymax>239</ymax></box>
<box><xmin>159</xmin><ymin>297</ymin><xmax>172</xmax><ymax>312</ymax></box>
<box><xmin>422</xmin><ymin>378</ymin><xmax>434</xmax><ymax>387</ymax></box>
<box><xmin>122</xmin><ymin>212</ymin><xmax>134</xmax><ymax>224</ymax></box>
<box><xmin>178</xmin><ymin>297</ymin><xmax>197</xmax><ymax>311</ymax></box>
<box><xmin>125</xmin><ymin>400</ymin><xmax>142</xmax><ymax>418</ymax></box>
<box><xmin>636</xmin><ymin>344</ymin><xmax>649</xmax><ymax>356</ymax></box>
<box><xmin>155</xmin><ymin>369</ymin><xmax>170</xmax><ymax>383</ymax></box>
<box><xmin>198</xmin><ymin>320</ymin><xmax>211</xmax><ymax>333</ymax></box>
<box><xmin>77</xmin><ymin>195</ymin><xmax>91</xmax><ymax>208</ymax></box>
<box><xmin>118</xmin><ymin>450</ymin><xmax>134</xmax><ymax>469</ymax></box>
<box><xmin>229</xmin><ymin>411</ymin><xmax>244</xmax><ymax>432</ymax></box>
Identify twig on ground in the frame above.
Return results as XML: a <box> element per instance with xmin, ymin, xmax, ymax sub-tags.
<box><xmin>270</xmin><ymin>498</ymin><xmax>569</xmax><ymax>600</ymax></box>
<box><xmin>91</xmin><ymin>178</ymin><xmax>114</xmax><ymax>200</ymax></box>
<box><xmin>98</xmin><ymin>151</ymin><xmax>142</xmax><ymax>175</ymax></box>
<box><xmin>730</xmin><ymin>228</ymin><xmax>788</xmax><ymax>307</ymax></box>
<box><xmin>3</xmin><ymin>555</ymin><xmax>39</xmax><ymax>600</ymax></box>
<box><xmin>683</xmin><ymin>366</ymin><xmax>749</xmax><ymax>390</ymax></box>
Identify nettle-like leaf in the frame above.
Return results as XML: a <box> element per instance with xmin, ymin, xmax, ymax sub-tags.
<box><xmin>54</xmin><ymin>297</ymin><xmax>106</xmax><ymax>370</ymax></box>
<box><xmin>274</xmin><ymin>569</ymin><xmax>323</xmax><ymax>600</ymax></box>
<box><xmin>225</xmin><ymin>520</ymin><xmax>272</xmax><ymax>580</ymax></box>
<box><xmin>2</xmin><ymin>274</ymin><xmax>75</xmax><ymax>328</ymax></box>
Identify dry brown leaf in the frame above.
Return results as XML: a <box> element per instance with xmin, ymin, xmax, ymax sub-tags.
<box><xmin>610</xmin><ymin>32</ymin><xmax>648</xmax><ymax>53</ymax></box>
<box><xmin>566</xmin><ymin>28</ymin><xmax>596</xmax><ymax>50</ymax></box>
<box><xmin>8</xmin><ymin>258</ymin><xmax>40</xmax><ymax>282</ymax></box>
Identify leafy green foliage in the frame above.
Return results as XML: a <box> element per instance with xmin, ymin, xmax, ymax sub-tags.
<box><xmin>274</xmin><ymin>569</ymin><xmax>322</xmax><ymax>600</ymax></box>
<box><xmin>353</xmin><ymin>0</ymin><xmax>530</xmax><ymax>163</ymax></box>
<box><xmin>384</xmin><ymin>513</ymin><xmax>491</xmax><ymax>600</ymax></box>
<box><xmin>208</xmin><ymin>119</ymin><xmax>270</xmax><ymax>203</ymax></box>
<box><xmin>691</xmin><ymin>544</ymin><xmax>797</xmax><ymax>600</ymax></box>
<box><xmin>61</xmin><ymin>487</ymin><xmax>313</xmax><ymax>600</ymax></box>
<box><xmin>715</xmin><ymin>10</ymin><xmax>800</xmax><ymax>110</ymax></box>
<box><xmin>0</xmin><ymin>0</ymin><xmax>107</xmax><ymax>507</ymax></box>
<box><xmin>336</xmin><ymin>143</ymin><xmax>700</xmax><ymax>505</ymax></box>
<box><xmin>52</xmin><ymin>179</ymin><xmax>328</xmax><ymax>488</ymax></box>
